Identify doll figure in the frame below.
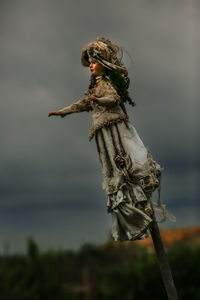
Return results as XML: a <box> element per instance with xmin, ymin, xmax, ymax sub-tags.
<box><xmin>48</xmin><ymin>37</ymin><xmax>164</xmax><ymax>241</ymax></box>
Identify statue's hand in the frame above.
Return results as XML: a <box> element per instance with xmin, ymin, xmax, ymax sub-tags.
<box><xmin>48</xmin><ymin>111</ymin><xmax>64</xmax><ymax>117</ymax></box>
<box><xmin>88</xmin><ymin>95</ymin><xmax>98</xmax><ymax>103</ymax></box>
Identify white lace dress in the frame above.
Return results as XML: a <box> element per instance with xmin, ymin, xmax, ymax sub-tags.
<box><xmin>95</xmin><ymin>120</ymin><xmax>161</xmax><ymax>241</ymax></box>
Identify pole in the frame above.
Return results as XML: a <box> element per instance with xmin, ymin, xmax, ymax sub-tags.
<box><xmin>149</xmin><ymin>206</ymin><xmax>179</xmax><ymax>300</ymax></box>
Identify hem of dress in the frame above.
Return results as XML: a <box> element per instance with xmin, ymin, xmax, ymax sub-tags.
<box><xmin>112</xmin><ymin>219</ymin><xmax>152</xmax><ymax>242</ymax></box>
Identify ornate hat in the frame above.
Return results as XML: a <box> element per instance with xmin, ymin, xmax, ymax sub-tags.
<box><xmin>81</xmin><ymin>37</ymin><xmax>126</xmax><ymax>73</ymax></box>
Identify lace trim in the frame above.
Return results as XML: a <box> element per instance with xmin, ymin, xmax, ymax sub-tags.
<box><xmin>88</xmin><ymin>116</ymin><xmax>128</xmax><ymax>140</ymax></box>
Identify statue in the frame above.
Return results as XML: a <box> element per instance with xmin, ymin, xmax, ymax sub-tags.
<box><xmin>48</xmin><ymin>37</ymin><xmax>165</xmax><ymax>241</ymax></box>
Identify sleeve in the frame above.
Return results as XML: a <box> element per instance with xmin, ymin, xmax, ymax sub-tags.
<box><xmin>95</xmin><ymin>81</ymin><xmax>120</xmax><ymax>107</ymax></box>
<box><xmin>58</xmin><ymin>97</ymin><xmax>92</xmax><ymax>116</ymax></box>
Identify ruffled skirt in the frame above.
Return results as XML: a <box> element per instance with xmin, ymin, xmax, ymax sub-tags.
<box><xmin>95</xmin><ymin>120</ymin><xmax>161</xmax><ymax>241</ymax></box>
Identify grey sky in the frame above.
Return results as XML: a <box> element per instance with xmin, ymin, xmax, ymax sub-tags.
<box><xmin>0</xmin><ymin>0</ymin><xmax>199</xmax><ymax>252</ymax></box>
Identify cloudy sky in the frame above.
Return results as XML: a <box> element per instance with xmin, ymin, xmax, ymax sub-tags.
<box><xmin>0</xmin><ymin>0</ymin><xmax>199</xmax><ymax>253</ymax></box>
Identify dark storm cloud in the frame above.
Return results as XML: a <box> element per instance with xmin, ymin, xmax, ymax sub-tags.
<box><xmin>0</xmin><ymin>0</ymin><xmax>199</xmax><ymax>251</ymax></box>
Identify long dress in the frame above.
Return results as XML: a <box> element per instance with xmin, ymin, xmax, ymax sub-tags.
<box><xmin>95</xmin><ymin>120</ymin><xmax>161</xmax><ymax>240</ymax></box>
<box><xmin>58</xmin><ymin>76</ymin><xmax>162</xmax><ymax>241</ymax></box>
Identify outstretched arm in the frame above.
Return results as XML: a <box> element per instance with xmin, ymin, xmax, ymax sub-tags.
<box><xmin>48</xmin><ymin>97</ymin><xmax>92</xmax><ymax>118</ymax></box>
<box><xmin>88</xmin><ymin>94</ymin><xmax>120</xmax><ymax>107</ymax></box>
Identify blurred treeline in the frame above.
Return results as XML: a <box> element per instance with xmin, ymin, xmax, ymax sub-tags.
<box><xmin>0</xmin><ymin>238</ymin><xmax>199</xmax><ymax>300</ymax></box>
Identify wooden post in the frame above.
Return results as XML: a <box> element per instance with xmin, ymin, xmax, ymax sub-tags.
<box><xmin>150</xmin><ymin>206</ymin><xmax>179</xmax><ymax>300</ymax></box>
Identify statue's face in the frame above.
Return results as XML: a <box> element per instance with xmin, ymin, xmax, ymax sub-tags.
<box><xmin>89</xmin><ymin>58</ymin><xmax>105</xmax><ymax>76</ymax></box>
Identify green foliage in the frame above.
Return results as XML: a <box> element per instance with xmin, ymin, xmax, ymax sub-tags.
<box><xmin>26</xmin><ymin>237</ymin><xmax>39</xmax><ymax>259</ymax></box>
<box><xmin>168</xmin><ymin>242</ymin><xmax>200</xmax><ymax>300</ymax></box>
<box><xmin>0</xmin><ymin>238</ymin><xmax>199</xmax><ymax>299</ymax></box>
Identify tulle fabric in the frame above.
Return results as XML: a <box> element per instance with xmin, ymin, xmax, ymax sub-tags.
<box><xmin>95</xmin><ymin>121</ymin><xmax>154</xmax><ymax>240</ymax></box>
